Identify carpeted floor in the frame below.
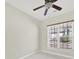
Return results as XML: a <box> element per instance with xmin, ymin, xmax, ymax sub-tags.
<box><xmin>24</xmin><ymin>52</ymin><xmax>72</xmax><ymax>59</ymax></box>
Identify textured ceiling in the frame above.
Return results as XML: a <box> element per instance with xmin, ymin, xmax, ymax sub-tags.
<box><xmin>6</xmin><ymin>0</ymin><xmax>74</xmax><ymax>21</ymax></box>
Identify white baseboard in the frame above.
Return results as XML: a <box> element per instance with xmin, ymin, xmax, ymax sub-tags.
<box><xmin>40</xmin><ymin>50</ymin><xmax>74</xmax><ymax>59</ymax></box>
<box><xmin>19</xmin><ymin>50</ymin><xmax>39</xmax><ymax>59</ymax></box>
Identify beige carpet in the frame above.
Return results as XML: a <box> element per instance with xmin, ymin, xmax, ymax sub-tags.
<box><xmin>24</xmin><ymin>52</ymin><xmax>72</xmax><ymax>59</ymax></box>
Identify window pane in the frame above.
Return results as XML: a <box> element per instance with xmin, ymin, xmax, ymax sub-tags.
<box><xmin>47</xmin><ymin>21</ymin><xmax>73</xmax><ymax>49</ymax></box>
<box><xmin>59</xmin><ymin>22</ymin><xmax>72</xmax><ymax>49</ymax></box>
<box><xmin>48</xmin><ymin>26</ymin><xmax>58</xmax><ymax>48</ymax></box>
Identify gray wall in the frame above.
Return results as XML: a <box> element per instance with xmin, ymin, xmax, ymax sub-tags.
<box><xmin>5</xmin><ymin>3</ymin><xmax>40</xmax><ymax>59</ymax></box>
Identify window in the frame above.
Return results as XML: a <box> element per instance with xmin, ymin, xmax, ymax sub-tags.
<box><xmin>47</xmin><ymin>20</ymin><xmax>74</xmax><ymax>49</ymax></box>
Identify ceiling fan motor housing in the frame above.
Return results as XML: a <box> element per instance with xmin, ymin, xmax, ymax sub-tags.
<box><xmin>45</xmin><ymin>0</ymin><xmax>57</xmax><ymax>3</ymax></box>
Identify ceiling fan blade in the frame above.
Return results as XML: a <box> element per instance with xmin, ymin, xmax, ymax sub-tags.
<box><xmin>33</xmin><ymin>5</ymin><xmax>45</xmax><ymax>11</ymax></box>
<box><xmin>52</xmin><ymin>4</ymin><xmax>62</xmax><ymax>11</ymax></box>
<box><xmin>44</xmin><ymin>8</ymin><xmax>48</xmax><ymax>16</ymax></box>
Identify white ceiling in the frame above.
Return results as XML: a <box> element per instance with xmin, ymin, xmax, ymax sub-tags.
<box><xmin>6</xmin><ymin>0</ymin><xmax>74</xmax><ymax>21</ymax></box>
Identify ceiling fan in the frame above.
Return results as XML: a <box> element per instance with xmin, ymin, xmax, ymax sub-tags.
<box><xmin>33</xmin><ymin>0</ymin><xmax>62</xmax><ymax>16</ymax></box>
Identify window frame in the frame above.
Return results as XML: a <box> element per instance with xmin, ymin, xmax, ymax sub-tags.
<box><xmin>47</xmin><ymin>20</ymin><xmax>74</xmax><ymax>49</ymax></box>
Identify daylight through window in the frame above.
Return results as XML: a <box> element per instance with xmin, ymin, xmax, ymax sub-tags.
<box><xmin>47</xmin><ymin>20</ymin><xmax>74</xmax><ymax>49</ymax></box>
